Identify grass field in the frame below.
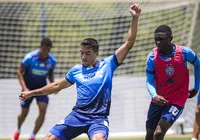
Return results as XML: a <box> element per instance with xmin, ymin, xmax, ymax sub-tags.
<box><xmin>0</xmin><ymin>135</ymin><xmax>192</xmax><ymax>140</ymax></box>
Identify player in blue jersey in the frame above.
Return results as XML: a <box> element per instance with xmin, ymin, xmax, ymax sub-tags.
<box><xmin>145</xmin><ymin>25</ymin><xmax>200</xmax><ymax>140</ymax></box>
<box><xmin>18</xmin><ymin>3</ymin><xmax>141</xmax><ymax>140</ymax></box>
<box><xmin>12</xmin><ymin>38</ymin><xmax>57</xmax><ymax>140</ymax></box>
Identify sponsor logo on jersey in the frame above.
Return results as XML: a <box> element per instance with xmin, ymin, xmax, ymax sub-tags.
<box><xmin>32</xmin><ymin>68</ymin><xmax>48</xmax><ymax>76</ymax></box>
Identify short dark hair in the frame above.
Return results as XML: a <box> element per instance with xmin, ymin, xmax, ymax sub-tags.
<box><xmin>41</xmin><ymin>37</ymin><xmax>52</xmax><ymax>47</ymax></box>
<box><xmin>80</xmin><ymin>38</ymin><xmax>99</xmax><ymax>52</ymax></box>
<box><xmin>154</xmin><ymin>25</ymin><xmax>172</xmax><ymax>37</ymax></box>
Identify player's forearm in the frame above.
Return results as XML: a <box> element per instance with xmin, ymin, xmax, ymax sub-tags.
<box><xmin>31</xmin><ymin>82</ymin><xmax>60</xmax><ymax>96</ymax></box>
<box><xmin>48</xmin><ymin>71</ymin><xmax>54</xmax><ymax>83</ymax></box>
<box><xmin>17</xmin><ymin>70</ymin><xmax>28</xmax><ymax>90</ymax></box>
<box><xmin>146</xmin><ymin>73</ymin><xmax>157</xmax><ymax>99</ymax></box>
<box><xmin>126</xmin><ymin>17</ymin><xmax>139</xmax><ymax>49</ymax></box>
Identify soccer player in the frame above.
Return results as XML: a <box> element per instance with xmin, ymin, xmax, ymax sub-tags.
<box><xmin>145</xmin><ymin>25</ymin><xmax>200</xmax><ymax>140</ymax></box>
<box><xmin>191</xmin><ymin>90</ymin><xmax>200</xmax><ymax>140</ymax></box>
<box><xmin>12</xmin><ymin>38</ymin><xmax>57</xmax><ymax>140</ymax></box>
<box><xmin>18</xmin><ymin>3</ymin><xmax>141</xmax><ymax>140</ymax></box>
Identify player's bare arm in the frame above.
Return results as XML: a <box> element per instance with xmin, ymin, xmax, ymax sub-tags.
<box><xmin>115</xmin><ymin>3</ymin><xmax>141</xmax><ymax>64</ymax></box>
<box><xmin>17</xmin><ymin>65</ymin><xmax>29</xmax><ymax>91</ymax></box>
<box><xmin>19</xmin><ymin>78</ymin><xmax>72</xmax><ymax>100</ymax></box>
<box><xmin>48</xmin><ymin>70</ymin><xmax>54</xmax><ymax>83</ymax></box>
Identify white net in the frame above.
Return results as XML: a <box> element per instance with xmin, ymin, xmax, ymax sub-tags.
<box><xmin>0</xmin><ymin>1</ymin><xmax>199</xmax><ymax>78</ymax></box>
<box><xmin>0</xmin><ymin>0</ymin><xmax>200</xmax><ymax>137</ymax></box>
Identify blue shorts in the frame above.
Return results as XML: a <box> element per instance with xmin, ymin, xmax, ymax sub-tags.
<box><xmin>50</xmin><ymin>111</ymin><xmax>109</xmax><ymax>140</ymax></box>
<box><xmin>197</xmin><ymin>92</ymin><xmax>200</xmax><ymax>105</ymax></box>
<box><xmin>146</xmin><ymin>102</ymin><xmax>183</xmax><ymax>130</ymax></box>
<box><xmin>20</xmin><ymin>95</ymin><xmax>49</xmax><ymax>108</ymax></box>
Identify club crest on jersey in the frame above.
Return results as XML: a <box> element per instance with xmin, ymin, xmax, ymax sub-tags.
<box><xmin>165</xmin><ymin>65</ymin><xmax>174</xmax><ymax>75</ymax></box>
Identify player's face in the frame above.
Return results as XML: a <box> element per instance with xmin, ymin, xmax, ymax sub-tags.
<box><xmin>80</xmin><ymin>45</ymin><xmax>98</xmax><ymax>67</ymax></box>
<box><xmin>154</xmin><ymin>32</ymin><xmax>172</xmax><ymax>53</ymax></box>
<box><xmin>39</xmin><ymin>45</ymin><xmax>51</xmax><ymax>60</ymax></box>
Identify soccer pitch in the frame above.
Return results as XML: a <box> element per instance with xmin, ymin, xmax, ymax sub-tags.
<box><xmin>0</xmin><ymin>135</ymin><xmax>192</xmax><ymax>140</ymax></box>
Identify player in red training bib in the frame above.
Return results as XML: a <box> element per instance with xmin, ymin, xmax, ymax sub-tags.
<box><xmin>145</xmin><ymin>25</ymin><xmax>200</xmax><ymax>140</ymax></box>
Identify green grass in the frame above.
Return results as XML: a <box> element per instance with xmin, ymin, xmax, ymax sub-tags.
<box><xmin>74</xmin><ymin>137</ymin><xmax>191</xmax><ymax>140</ymax></box>
<box><xmin>0</xmin><ymin>135</ymin><xmax>192</xmax><ymax>140</ymax></box>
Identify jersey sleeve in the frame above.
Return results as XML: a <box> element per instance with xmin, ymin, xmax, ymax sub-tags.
<box><xmin>65</xmin><ymin>67</ymin><xmax>76</xmax><ymax>84</ymax></box>
<box><xmin>146</xmin><ymin>50</ymin><xmax>155</xmax><ymax>74</ymax></box>
<box><xmin>182</xmin><ymin>46</ymin><xmax>200</xmax><ymax>90</ymax></box>
<box><xmin>104</xmin><ymin>54</ymin><xmax>120</xmax><ymax>72</ymax></box>
<box><xmin>21</xmin><ymin>53</ymin><xmax>31</xmax><ymax>68</ymax></box>
<box><xmin>146</xmin><ymin>72</ymin><xmax>157</xmax><ymax>99</ymax></box>
<box><xmin>50</xmin><ymin>55</ymin><xmax>57</xmax><ymax>71</ymax></box>
<box><xmin>182</xmin><ymin>46</ymin><xmax>198</xmax><ymax>64</ymax></box>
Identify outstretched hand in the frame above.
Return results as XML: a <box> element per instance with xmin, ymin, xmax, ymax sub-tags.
<box><xmin>129</xmin><ymin>3</ymin><xmax>141</xmax><ymax>18</ymax></box>
<box><xmin>19</xmin><ymin>91</ymin><xmax>33</xmax><ymax>100</ymax></box>
<box><xmin>188</xmin><ymin>89</ymin><xmax>198</xmax><ymax>98</ymax></box>
<box><xmin>154</xmin><ymin>95</ymin><xmax>169</xmax><ymax>106</ymax></box>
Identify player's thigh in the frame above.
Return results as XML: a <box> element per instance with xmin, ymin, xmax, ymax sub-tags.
<box><xmin>36</xmin><ymin>96</ymin><xmax>49</xmax><ymax>113</ymax></box>
<box><xmin>88</xmin><ymin>122</ymin><xmax>109</xmax><ymax>140</ymax></box>
<box><xmin>50</xmin><ymin>123</ymin><xmax>88</xmax><ymax>140</ymax></box>
<box><xmin>42</xmin><ymin>132</ymin><xmax>59</xmax><ymax>140</ymax></box>
<box><xmin>161</xmin><ymin>104</ymin><xmax>183</xmax><ymax>125</ymax></box>
<box><xmin>146</xmin><ymin>102</ymin><xmax>164</xmax><ymax>130</ymax></box>
<box><xmin>20</xmin><ymin>97</ymin><xmax>34</xmax><ymax>108</ymax></box>
<box><xmin>156</xmin><ymin>119</ymin><xmax>171</xmax><ymax>133</ymax></box>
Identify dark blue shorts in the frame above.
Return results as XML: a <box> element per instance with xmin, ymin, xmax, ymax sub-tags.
<box><xmin>20</xmin><ymin>95</ymin><xmax>49</xmax><ymax>108</ymax></box>
<box><xmin>50</xmin><ymin>111</ymin><xmax>109</xmax><ymax>140</ymax></box>
<box><xmin>146</xmin><ymin>102</ymin><xmax>183</xmax><ymax>130</ymax></box>
<box><xmin>197</xmin><ymin>92</ymin><xmax>200</xmax><ymax>105</ymax></box>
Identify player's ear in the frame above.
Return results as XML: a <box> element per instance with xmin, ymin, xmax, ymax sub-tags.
<box><xmin>170</xmin><ymin>36</ymin><xmax>173</xmax><ymax>41</ymax></box>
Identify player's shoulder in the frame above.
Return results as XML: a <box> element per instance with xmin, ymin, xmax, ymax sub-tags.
<box><xmin>103</xmin><ymin>54</ymin><xmax>116</xmax><ymax>63</ymax></box>
<box><xmin>24</xmin><ymin>50</ymin><xmax>39</xmax><ymax>59</ymax></box>
<box><xmin>147</xmin><ymin>50</ymin><xmax>154</xmax><ymax>59</ymax></box>
<box><xmin>70</xmin><ymin>64</ymin><xmax>83</xmax><ymax>72</ymax></box>
<box><xmin>178</xmin><ymin>45</ymin><xmax>194</xmax><ymax>54</ymax></box>
<box><xmin>48</xmin><ymin>53</ymin><xmax>57</xmax><ymax>63</ymax></box>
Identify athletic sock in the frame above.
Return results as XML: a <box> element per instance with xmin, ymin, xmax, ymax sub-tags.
<box><xmin>30</xmin><ymin>134</ymin><xmax>35</xmax><ymax>139</ymax></box>
<box><xmin>191</xmin><ymin>138</ymin><xmax>198</xmax><ymax>140</ymax></box>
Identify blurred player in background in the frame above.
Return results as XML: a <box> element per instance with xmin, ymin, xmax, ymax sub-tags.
<box><xmin>12</xmin><ymin>38</ymin><xmax>57</xmax><ymax>140</ymax></box>
<box><xmin>18</xmin><ymin>3</ymin><xmax>141</xmax><ymax>140</ymax></box>
<box><xmin>145</xmin><ymin>25</ymin><xmax>200</xmax><ymax>140</ymax></box>
<box><xmin>191</xmin><ymin>90</ymin><xmax>200</xmax><ymax>140</ymax></box>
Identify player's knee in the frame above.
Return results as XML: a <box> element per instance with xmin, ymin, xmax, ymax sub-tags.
<box><xmin>154</xmin><ymin>126</ymin><xmax>166</xmax><ymax>138</ymax></box>
<box><xmin>91</xmin><ymin>133</ymin><xmax>106</xmax><ymax>140</ymax></box>
<box><xmin>42</xmin><ymin>133</ymin><xmax>59</xmax><ymax>140</ymax></box>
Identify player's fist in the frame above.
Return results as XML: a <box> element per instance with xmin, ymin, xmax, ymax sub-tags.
<box><xmin>154</xmin><ymin>95</ymin><xmax>169</xmax><ymax>106</ymax></box>
<box><xmin>188</xmin><ymin>89</ymin><xmax>198</xmax><ymax>98</ymax></box>
<box><xmin>129</xmin><ymin>3</ymin><xmax>141</xmax><ymax>18</ymax></box>
<box><xmin>19</xmin><ymin>91</ymin><xmax>32</xmax><ymax>100</ymax></box>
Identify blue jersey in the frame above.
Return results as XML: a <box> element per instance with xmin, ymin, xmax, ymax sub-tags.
<box><xmin>22</xmin><ymin>50</ymin><xmax>56</xmax><ymax>90</ymax></box>
<box><xmin>66</xmin><ymin>54</ymin><xmax>120</xmax><ymax>116</ymax></box>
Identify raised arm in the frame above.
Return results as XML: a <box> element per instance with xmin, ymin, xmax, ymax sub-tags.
<box><xmin>115</xmin><ymin>3</ymin><xmax>141</xmax><ymax>64</ymax></box>
<box><xmin>19</xmin><ymin>78</ymin><xmax>72</xmax><ymax>100</ymax></box>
